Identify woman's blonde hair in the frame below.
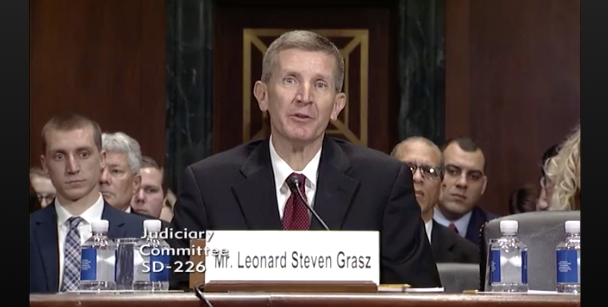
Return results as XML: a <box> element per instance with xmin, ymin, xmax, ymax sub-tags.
<box><xmin>544</xmin><ymin>124</ymin><xmax>580</xmax><ymax>210</ymax></box>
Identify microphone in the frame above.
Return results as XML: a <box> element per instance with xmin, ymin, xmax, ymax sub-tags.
<box><xmin>287</xmin><ymin>174</ymin><xmax>330</xmax><ymax>231</ymax></box>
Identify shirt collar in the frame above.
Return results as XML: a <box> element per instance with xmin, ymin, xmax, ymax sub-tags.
<box><xmin>55</xmin><ymin>193</ymin><xmax>105</xmax><ymax>226</ymax></box>
<box><xmin>425</xmin><ymin>219</ymin><xmax>433</xmax><ymax>243</ymax></box>
<box><xmin>269</xmin><ymin>135</ymin><xmax>321</xmax><ymax>192</ymax></box>
<box><xmin>433</xmin><ymin>207</ymin><xmax>472</xmax><ymax>237</ymax></box>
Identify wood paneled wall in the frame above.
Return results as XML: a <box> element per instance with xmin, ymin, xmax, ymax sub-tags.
<box><xmin>30</xmin><ymin>0</ymin><xmax>580</xmax><ymax>217</ymax></box>
<box><xmin>29</xmin><ymin>0</ymin><xmax>166</xmax><ymax>168</ymax></box>
<box><xmin>445</xmin><ymin>0</ymin><xmax>580</xmax><ymax>215</ymax></box>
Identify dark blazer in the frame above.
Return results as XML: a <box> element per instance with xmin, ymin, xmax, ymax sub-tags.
<box><xmin>129</xmin><ymin>207</ymin><xmax>171</xmax><ymax>229</ymax></box>
<box><xmin>431</xmin><ymin>220</ymin><xmax>480</xmax><ymax>264</ymax></box>
<box><xmin>169</xmin><ymin>137</ymin><xmax>441</xmax><ymax>289</ymax></box>
<box><xmin>465</xmin><ymin>206</ymin><xmax>500</xmax><ymax>246</ymax></box>
<box><xmin>30</xmin><ymin>201</ymin><xmax>147</xmax><ymax>293</ymax></box>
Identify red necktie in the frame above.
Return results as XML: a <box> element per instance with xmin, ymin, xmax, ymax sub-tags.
<box><xmin>448</xmin><ymin>223</ymin><xmax>459</xmax><ymax>234</ymax></box>
<box><xmin>282</xmin><ymin>173</ymin><xmax>310</xmax><ymax>230</ymax></box>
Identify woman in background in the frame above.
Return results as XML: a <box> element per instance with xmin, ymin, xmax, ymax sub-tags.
<box><xmin>160</xmin><ymin>188</ymin><xmax>176</xmax><ymax>222</ymax></box>
<box><xmin>537</xmin><ymin>144</ymin><xmax>559</xmax><ymax>211</ymax></box>
<box><xmin>543</xmin><ymin>124</ymin><xmax>581</xmax><ymax>210</ymax></box>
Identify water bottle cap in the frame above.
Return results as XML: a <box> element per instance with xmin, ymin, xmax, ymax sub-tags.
<box><xmin>91</xmin><ymin>219</ymin><xmax>109</xmax><ymax>232</ymax></box>
<box><xmin>143</xmin><ymin>219</ymin><xmax>162</xmax><ymax>232</ymax></box>
<box><xmin>565</xmin><ymin>220</ymin><xmax>580</xmax><ymax>233</ymax></box>
<box><xmin>500</xmin><ymin>220</ymin><xmax>518</xmax><ymax>234</ymax></box>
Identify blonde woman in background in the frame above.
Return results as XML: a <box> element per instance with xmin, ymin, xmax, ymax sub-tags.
<box><xmin>543</xmin><ymin>124</ymin><xmax>581</xmax><ymax>210</ymax></box>
<box><xmin>160</xmin><ymin>188</ymin><xmax>176</xmax><ymax>222</ymax></box>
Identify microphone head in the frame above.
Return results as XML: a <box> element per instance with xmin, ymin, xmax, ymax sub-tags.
<box><xmin>287</xmin><ymin>174</ymin><xmax>301</xmax><ymax>188</ymax></box>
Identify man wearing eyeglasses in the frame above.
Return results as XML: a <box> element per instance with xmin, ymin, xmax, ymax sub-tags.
<box><xmin>30</xmin><ymin>166</ymin><xmax>56</xmax><ymax>208</ymax></box>
<box><xmin>391</xmin><ymin>137</ymin><xmax>479</xmax><ymax>263</ymax></box>
<box><xmin>434</xmin><ymin>137</ymin><xmax>499</xmax><ymax>246</ymax></box>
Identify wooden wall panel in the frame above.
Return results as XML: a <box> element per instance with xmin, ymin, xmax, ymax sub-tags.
<box><xmin>29</xmin><ymin>0</ymin><xmax>166</xmax><ymax>168</ymax></box>
<box><xmin>445</xmin><ymin>0</ymin><xmax>580</xmax><ymax>215</ymax></box>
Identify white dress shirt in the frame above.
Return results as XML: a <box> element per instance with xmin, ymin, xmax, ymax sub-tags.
<box><xmin>269</xmin><ymin>135</ymin><xmax>322</xmax><ymax>219</ymax></box>
<box><xmin>433</xmin><ymin>207</ymin><xmax>472</xmax><ymax>238</ymax></box>
<box><xmin>425</xmin><ymin>219</ymin><xmax>433</xmax><ymax>243</ymax></box>
<box><xmin>55</xmin><ymin>193</ymin><xmax>105</xmax><ymax>290</ymax></box>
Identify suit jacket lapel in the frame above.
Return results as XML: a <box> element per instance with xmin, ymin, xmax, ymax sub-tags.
<box><xmin>466</xmin><ymin>207</ymin><xmax>484</xmax><ymax>243</ymax></box>
<box><xmin>102</xmin><ymin>202</ymin><xmax>127</xmax><ymax>239</ymax></box>
<box><xmin>33</xmin><ymin>203</ymin><xmax>60</xmax><ymax>292</ymax></box>
<box><xmin>432</xmin><ymin>220</ymin><xmax>456</xmax><ymax>262</ymax></box>
<box><xmin>232</xmin><ymin>139</ymin><xmax>283</xmax><ymax>230</ymax></box>
<box><xmin>312</xmin><ymin>137</ymin><xmax>359</xmax><ymax>230</ymax></box>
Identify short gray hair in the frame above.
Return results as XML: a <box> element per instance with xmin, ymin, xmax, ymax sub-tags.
<box><xmin>102</xmin><ymin>132</ymin><xmax>142</xmax><ymax>175</ymax></box>
<box><xmin>262</xmin><ymin>30</ymin><xmax>345</xmax><ymax>93</ymax></box>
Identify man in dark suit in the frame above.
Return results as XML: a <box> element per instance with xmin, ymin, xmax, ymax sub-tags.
<box><xmin>391</xmin><ymin>137</ymin><xmax>479</xmax><ymax>264</ymax></box>
<box><xmin>169</xmin><ymin>30</ymin><xmax>441</xmax><ymax>290</ymax></box>
<box><xmin>434</xmin><ymin>137</ymin><xmax>499</xmax><ymax>246</ymax></box>
<box><xmin>30</xmin><ymin>113</ymin><xmax>147</xmax><ymax>293</ymax></box>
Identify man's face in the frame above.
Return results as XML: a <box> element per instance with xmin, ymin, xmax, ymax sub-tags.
<box><xmin>100</xmin><ymin>152</ymin><xmax>140</xmax><ymax>210</ymax></box>
<box><xmin>30</xmin><ymin>176</ymin><xmax>56</xmax><ymax>207</ymax></box>
<box><xmin>439</xmin><ymin>143</ymin><xmax>487</xmax><ymax>216</ymax></box>
<box><xmin>254</xmin><ymin>48</ymin><xmax>346</xmax><ymax>145</ymax></box>
<box><xmin>131</xmin><ymin>167</ymin><xmax>164</xmax><ymax>218</ymax></box>
<box><xmin>395</xmin><ymin>141</ymin><xmax>442</xmax><ymax>221</ymax></box>
<box><xmin>40</xmin><ymin>127</ymin><xmax>104</xmax><ymax>203</ymax></box>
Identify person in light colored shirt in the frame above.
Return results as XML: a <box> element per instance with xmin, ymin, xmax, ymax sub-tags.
<box><xmin>30</xmin><ymin>113</ymin><xmax>146</xmax><ymax>293</ymax></box>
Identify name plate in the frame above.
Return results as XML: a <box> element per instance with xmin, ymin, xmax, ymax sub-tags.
<box><xmin>204</xmin><ymin>230</ymin><xmax>379</xmax><ymax>284</ymax></box>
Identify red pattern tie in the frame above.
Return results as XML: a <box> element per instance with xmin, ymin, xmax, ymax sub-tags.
<box><xmin>448</xmin><ymin>223</ymin><xmax>459</xmax><ymax>234</ymax></box>
<box><xmin>282</xmin><ymin>173</ymin><xmax>310</xmax><ymax>230</ymax></box>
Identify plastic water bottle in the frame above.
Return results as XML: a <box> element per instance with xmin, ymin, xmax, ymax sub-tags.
<box><xmin>80</xmin><ymin>220</ymin><xmax>117</xmax><ymax>290</ymax></box>
<box><xmin>556</xmin><ymin>220</ymin><xmax>581</xmax><ymax>293</ymax></box>
<box><xmin>133</xmin><ymin>220</ymin><xmax>171</xmax><ymax>291</ymax></box>
<box><xmin>490</xmin><ymin>220</ymin><xmax>528</xmax><ymax>292</ymax></box>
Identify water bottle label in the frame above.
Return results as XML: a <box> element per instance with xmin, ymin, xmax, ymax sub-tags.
<box><xmin>521</xmin><ymin>250</ymin><xmax>527</xmax><ymax>284</ymax></box>
<box><xmin>80</xmin><ymin>248</ymin><xmax>116</xmax><ymax>282</ymax></box>
<box><xmin>81</xmin><ymin>248</ymin><xmax>97</xmax><ymax>281</ymax></box>
<box><xmin>150</xmin><ymin>254</ymin><xmax>171</xmax><ymax>282</ymax></box>
<box><xmin>557</xmin><ymin>250</ymin><xmax>579</xmax><ymax>283</ymax></box>
<box><xmin>489</xmin><ymin>249</ymin><xmax>501</xmax><ymax>282</ymax></box>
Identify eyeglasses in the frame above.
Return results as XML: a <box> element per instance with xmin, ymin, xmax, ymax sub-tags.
<box><xmin>406</xmin><ymin>163</ymin><xmax>442</xmax><ymax>180</ymax></box>
<box><xmin>37</xmin><ymin>194</ymin><xmax>55</xmax><ymax>203</ymax></box>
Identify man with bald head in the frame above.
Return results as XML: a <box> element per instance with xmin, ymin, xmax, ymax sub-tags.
<box><xmin>391</xmin><ymin>137</ymin><xmax>479</xmax><ymax>263</ymax></box>
<box><xmin>435</xmin><ymin>137</ymin><xmax>499</xmax><ymax>246</ymax></box>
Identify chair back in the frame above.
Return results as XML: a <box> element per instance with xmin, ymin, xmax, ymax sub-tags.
<box><xmin>437</xmin><ymin>263</ymin><xmax>479</xmax><ymax>293</ymax></box>
<box><xmin>479</xmin><ymin>210</ymin><xmax>580</xmax><ymax>291</ymax></box>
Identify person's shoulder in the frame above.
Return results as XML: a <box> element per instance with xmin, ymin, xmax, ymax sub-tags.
<box><xmin>474</xmin><ymin>206</ymin><xmax>500</xmax><ymax>220</ymax></box>
<box><xmin>188</xmin><ymin>139</ymin><xmax>265</xmax><ymax>173</ymax></box>
<box><xmin>104</xmin><ymin>203</ymin><xmax>147</xmax><ymax>225</ymax></box>
<box><xmin>434</xmin><ymin>222</ymin><xmax>479</xmax><ymax>258</ymax></box>
<box><xmin>30</xmin><ymin>203</ymin><xmax>54</xmax><ymax>224</ymax></box>
<box><xmin>331</xmin><ymin>137</ymin><xmax>404</xmax><ymax>172</ymax></box>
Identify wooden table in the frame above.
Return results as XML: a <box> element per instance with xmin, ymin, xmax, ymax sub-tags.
<box><xmin>30</xmin><ymin>292</ymin><xmax>581</xmax><ymax>307</ymax></box>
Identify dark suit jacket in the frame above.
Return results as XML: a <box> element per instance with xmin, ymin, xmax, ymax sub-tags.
<box><xmin>169</xmin><ymin>137</ymin><xmax>441</xmax><ymax>289</ymax></box>
<box><xmin>431</xmin><ymin>220</ymin><xmax>479</xmax><ymax>264</ymax></box>
<box><xmin>129</xmin><ymin>207</ymin><xmax>171</xmax><ymax>229</ymax></box>
<box><xmin>30</xmin><ymin>201</ymin><xmax>147</xmax><ymax>293</ymax></box>
<box><xmin>465</xmin><ymin>206</ymin><xmax>500</xmax><ymax>246</ymax></box>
